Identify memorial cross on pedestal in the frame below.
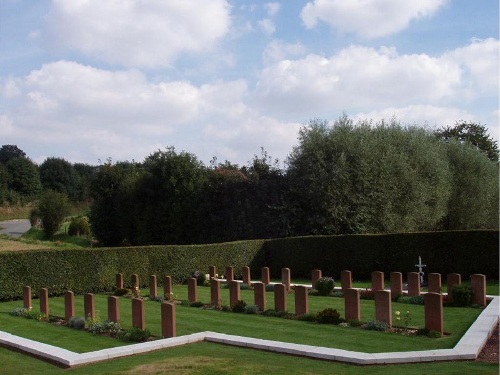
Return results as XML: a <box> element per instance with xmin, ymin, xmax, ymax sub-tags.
<box><xmin>415</xmin><ymin>256</ymin><xmax>427</xmax><ymax>285</ymax></box>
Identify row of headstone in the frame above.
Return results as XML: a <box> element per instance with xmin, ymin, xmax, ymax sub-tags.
<box><xmin>22</xmin><ymin>286</ymin><xmax>176</xmax><ymax>338</ymax></box>
<box><xmin>116</xmin><ymin>273</ymin><xmax>174</xmax><ymax>300</ymax></box>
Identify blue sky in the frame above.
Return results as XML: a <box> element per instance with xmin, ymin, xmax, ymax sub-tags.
<box><xmin>0</xmin><ymin>0</ymin><xmax>498</xmax><ymax>166</ymax></box>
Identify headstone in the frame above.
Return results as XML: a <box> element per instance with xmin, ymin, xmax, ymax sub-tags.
<box><xmin>294</xmin><ymin>285</ymin><xmax>309</xmax><ymax>316</ymax></box>
<box><xmin>229</xmin><ymin>280</ymin><xmax>240</xmax><ymax>307</ymax></box>
<box><xmin>116</xmin><ymin>273</ymin><xmax>124</xmax><ymax>289</ymax></box>
<box><xmin>164</xmin><ymin>276</ymin><xmax>173</xmax><ymax>300</ymax></box>
<box><xmin>253</xmin><ymin>282</ymin><xmax>266</xmax><ymax>311</ymax></box>
<box><xmin>84</xmin><ymin>293</ymin><xmax>96</xmax><ymax>320</ymax></box>
<box><xmin>188</xmin><ymin>278</ymin><xmax>198</xmax><ymax>303</ymax></box>
<box><xmin>407</xmin><ymin>272</ymin><xmax>420</xmax><ymax>296</ymax></box>
<box><xmin>211</xmin><ymin>278</ymin><xmax>221</xmax><ymax>307</ymax></box>
<box><xmin>108</xmin><ymin>296</ymin><xmax>120</xmax><ymax>323</ymax></box>
<box><xmin>344</xmin><ymin>288</ymin><xmax>360</xmax><ymax>321</ymax></box>
<box><xmin>375</xmin><ymin>290</ymin><xmax>392</xmax><ymax>327</ymax></box>
<box><xmin>161</xmin><ymin>302</ymin><xmax>176</xmax><ymax>338</ymax></box>
<box><xmin>23</xmin><ymin>286</ymin><xmax>32</xmax><ymax>310</ymax></box>
<box><xmin>371</xmin><ymin>271</ymin><xmax>384</xmax><ymax>291</ymax></box>
<box><xmin>242</xmin><ymin>266</ymin><xmax>251</xmax><ymax>286</ymax></box>
<box><xmin>132</xmin><ymin>297</ymin><xmax>146</xmax><ymax>329</ymax></box>
<box><xmin>390</xmin><ymin>272</ymin><xmax>403</xmax><ymax>297</ymax></box>
<box><xmin>281</xmin><ymin>268</ymin><xmax>291</xmax><ymax>291</ymax></box>
<box><xmin>149</xmin><ymin>275</ymin><xmax>158</xmax><ymax>298</ymax></box>
<box><xmin>39</xmin><ymin>288</ymin><xmax>49</xmax><ymax>316</ymax></box>
<box><xmin>447</xmin><ymin>273</ymin><xmax>461</xmax><ymax>302</ymax></box>
<box><xmin>225</xmin><ymin>266</ymin><xmax>234</xmax><ymax>282</ymax></box>
<box><xmin>131</xmin><ymin>274</ymin><xmax>139</xmax><ymax>289</ymax></box>
<box><xmin>64</xmin><ymin>291</ymin><xmax>75</xmax><ymax>321</ymax></box>
<box><xmin>274</xmin><ymin>283</ymin><xmax>287</xmax><ymax>312</ymax></box>
<box><xmin>341</xmin><ymin>270</ymin><xmax>352</xmax><ymax>291</ymax></box>
<box><xmin>428</xmin><ymin>273</ymin><xmax>442</xmax><ymax>294</ymax></box>
<box><xmin>425</xmin><ymin>293</ymin><xmax>443</xmax><ymax>334</ymax></box>
<box><xmin>471</xmin><ymin>274</ymin><xmax>486</xmax><ymax>307</ymax></box>
<box><xmin>209</xmin><ymin>265</ymin><xmax>217</xmax><ymax>279</ymax></box>
<box><xmin>261</xmin><ymin>267</ymin><xmax>270</xmax><ymax>285</ymax></box>
<box><xmin>311</xmin><ymin>269</ymin><xmax>322</xmax><ymax>289</ymax></box>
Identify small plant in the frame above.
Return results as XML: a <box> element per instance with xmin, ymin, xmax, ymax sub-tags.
<box><xmin>24</xmin><ymin>310</ymin><xmax>46</xmax><ymax>320</ymax></box>
<box><xmin>68</xmin><ymin>316</ymin><xmax>86</xmax><ymax>329</ymax></box>
<box><xmin>316</xmin><ymin>308</ymin><xmax>341</xmax><ymax>324</ymax></box>
<box><xmin>347</xmin><ymin>319</ymin><xmax>364</xmax><ymax>327</ymax></box>
<box><xmin>190</xmin><ymin>301</ymin><xmax>204</xmax><ymax>308</ymax></box>
<box><xmin>192</xmin><ymin>270</ymin><xmax>207</xmax><ymax>286</ymax></box>
<box><xmin>117</xmin><ymin>327</ymin><xmax>151</xmax><ymax>342</ymax></box>
<box><xmin>427</xmin><ymin>330</ymin><xmax>442</xmax><ymax>338</ymax></box>
<box><xmin>265</xmin><ymin>284</ymin><xmax>275</xmax><ymax>292</ymax></box>
<box><xmin>359</xmin><ymin>289</ymin><xmax>375</xmax><ymax>300</ymax></box>
<box><xmin>68</xmin><ymin>216</ymin><xmax>90</xmax><ymax>236</ymax></box>
<box><xmin>395</xmin><ymin>310</ymin><xmax>412</xmax><ymax>331</ymax></box>
<box><xmin>451</xmin><ymin>284</ymin><xmax>473</xmax><ymax>307</ymax></box>
<box><xmin>366</xmin><ymin>320</ymin><xmax>389</xmax><ymax>332</ymax></box>
<box><xmin>408</xmin><ymin>296</ymin><xmax>424</xmax><ymax>305</ymax></box>
<box><xmin>150</xmin><ymin>296</ymin><xmax>165</xmax><ymax>303</ymax></box>
<box><xmin>297</xmin><ymin>312</ymin><xmax>317</xmax><ymax>322</ymax></box>
<box><xmin>88</xmin><ymin>320</ymin><xmax>121</xmax><ymax>335</ymax></box>
<box><xmin>243</xmin><ymin>304</ymin><xmax>259</xmax><ymax>314</ymax></box>
<box><xmin>231</xmin><ymin>300</ymin><xmax>247</xmax><ymax>313</ymax></box>
<box><xmin>113</xmin><ymin>288</ymin><xmax>130</xmax><ymax>296</ymax></box>
<box><xmin>332</xmin><ymin>291</ymin><xmax>344</xmax><ymax>298</ymax></box>
<box><xmin>308</xmin><ymin>289</ymin><xmax>319</xmax><ymax>296</ymax></box>
<box><xmin>396</xmin><ymin>296</ymin><xmax>412</xmax><ymax>304</ymax></box>
<box><xmin>220</xmin><ymin>305</ymin><xmax>231</xmax><ymax>312</ymax></box>
<box><xmin>240</xmin><ymin>283</ymin><xmax>252</xmax><ymax>290</ymax></box>
<box><xmin>338</xmin><ymin>322</ymin><xmax>350</xmax><ymax>328</ymax></box>
<box><xmin>179</xmin><ymin>300</ymin><xmax>191</xmax><ymax>307</ymax></box>
<box><xmin>315</xmin><ymin>277</ymin><xmax>335</xmax><ymax>296</ymax></box>
<box><xmin>132</xmin><ymin>286</ymin><xmax>141</xmax><ymax>298</ymax></box>
<box><xmin>10</xmin><ymin>307</ymin><xmax>28</xmax><ymax>317</ymax></box>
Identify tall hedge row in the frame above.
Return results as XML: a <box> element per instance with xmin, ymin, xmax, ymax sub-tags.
<box><xmin>0</xmin><ymin>240</ymin><xmax>264</xmax><ymax>301</ymax></box>
<box><xmin>0</xmin><ymin>230</ymin><xmax>497</xmax><ymax>300</ymax></box>
<box><xmin>258</xmin><ymin>230</ymin><xmax>499</xmax><ymax>280</ymax></box>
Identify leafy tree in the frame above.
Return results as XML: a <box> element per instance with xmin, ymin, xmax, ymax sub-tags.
<box><xmin>6</xmin><ymin>157</ymin><xmax>42</xmax><ymax>200</ymax></box>
<box><xmin>37</xmin><ymin>190</ymin><xmax>70</xmax><ymax>237</ymax></box>
<box><xmin>0</xmin><ymin>164</ymin><xmax>11</xmax><ymax>204</ymax></box>
<box><xmin>435</xmin><ymin>121</ymin><xmax>499</xmax><ymax>161</ymax></box>
<box><xmin>0</xmin><ymin>145</ymin><xmax>26</xmax><ymax>164</ymax></box>
<box><xmin>73</xmin><ymin>163</ymin><xmax>96</xmax><ymax>201</ymax></box>
<box><xmin>40</xmin><ymin>157</ymin><xmax>80</xmax><ymax>200</ymax></box>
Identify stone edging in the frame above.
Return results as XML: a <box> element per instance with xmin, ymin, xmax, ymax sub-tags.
<box><xmin>0</xmin><ymin>296</ymin><xmax>497</xmax><ymax>367</ymax></box>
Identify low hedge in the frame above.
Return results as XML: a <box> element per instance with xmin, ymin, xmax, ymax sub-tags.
<box><xmin>257</xmin><ymin>230</ymin><xmax>499</xmax><ymax>280</ymax></box>
<box><xmin>0</xmin><ymin>230</ymin><xmax>496</xmax><ymax>300</ymax></box>
<box><xmin>0</xmin><ymin>240</ymin><xmax>264</xmax><ymax>300</ymax></box>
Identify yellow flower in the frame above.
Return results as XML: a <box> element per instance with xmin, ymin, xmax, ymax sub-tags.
<box><xmin>395</xmin><ymin>311</ymin><xmax>400</xmax><ymax>316</ymax></box>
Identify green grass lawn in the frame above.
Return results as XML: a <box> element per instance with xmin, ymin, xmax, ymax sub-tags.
<box><xmin>0</xmin><ymin>285</ymin><xmax>496</xmax><ymax>375</ymax></box>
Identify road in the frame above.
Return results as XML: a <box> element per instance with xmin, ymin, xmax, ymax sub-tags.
<box><xmin>0</xmin><ymin>219</ymin><xmax>31</xmax><ymax>238</ymax></box>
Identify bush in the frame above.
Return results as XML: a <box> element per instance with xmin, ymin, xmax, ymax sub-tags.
<box><xmin>409</xmin><ymin>296</ymin><xmax>424</xmax><ymax>305</ymax></box>
<box><xmin>231</xmin><ymin>300</ymin><xmax>247</xmax><ymax>313</ymax></box>
<box><xmin>297</xmin><ymin>313</ymin><xmax>317</xmax><ymax>322</ymax></box>
<box><xmin>243</xmin><ymin>304</ymin><xmax>259</xmax><ymax>314</ymax></box>
<box><xmin>240</xmin><ymin>283</ymin><xmax>252</xmax><ymax>290</ymax></box>
<box><xmin>315</xmin><ymin>277</ymin><xmax>335</xmax><ymax>296</ymax></box>
<box><xmin>117</xmin><ymin>327</ymin><xmax>151</xmax><ymax>342</ymax></box>
<box><xmin>88</xmin><ymin>320</ymin><xmax>121</xmax><ymax>335</ymax></box>
<box><xmin>265</xmin><ymin>284</ymin><xmax>275</xmax><ymax>292</ymax></box>
<box><xmin>396</xmin><ymin>296</ymin><xmax>412</xmax><ymax>304</ymax></box>
<box><xmin>189</xmin><ymin>301</ymin><xmax>204</xmax><ymax>308</ymax></box>
<box><xmin>317</xmin><ymin>308</ymin><xmax>341</xmax><ymax>324</ymax></box>
<box><xmin>113</xmin><ymin>288</ymin><xmax>130</xmax><ymax>296</ymax></box>
<box><xmin>366</xmin><ymin>320</ymin><xmax>389</xmax><ymax>332</ymax></box>
<box><xmin>192</xmin><ymin>270</ymin><xmax>206</xmax><ymax>286</ymax></box>
<box><xmin>68</xmin><ymin>316</ymin><xmax>86</xmax><ymax>329</ymax></box>
<box><xmin>24</xmin><ymin>310</ymin><xmax>46</xmax><ymax>320</ymax></box>
<box><xmin>427</xmin><ymin>330</ymin><xmax>442</xmax><ymax>338</ymax></box>
<box><xmin>10</xmin><ymin>307</ymin><xmax>27</xmax><ymax>317</ymax></box>
<box><xmin>37</xmin><ymin>190</ymin><xmax>70</xmax><ymax>237</ymax></box>
<box><xmin>347</xmin><ymin>319</ymin><xmax>364</xmax><ymax>327</ymax></box>
<box><xmin>68</xmin><ymin>216</ymin><xmax>90</xmax><ymax>236</ymax></box>
<box><xmin>451</xmin><ymin>284</ymin><xmax>473</xmax><ymax>307</ymax></box>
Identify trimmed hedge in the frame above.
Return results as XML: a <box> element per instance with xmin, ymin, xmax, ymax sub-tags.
<box><xmin>258</xmin><ymin>230</ymin><xmax>499</xmax><ymax>280</ymax></box>
<box><xmin>0</xmin><ymin>230</ymin><xmax>497</xmax><ymax>300</ymax></box>
<box><xmin>0</xmin><ymin>240</ymin><xmax>264</xmax><ymax>301</ymax></box>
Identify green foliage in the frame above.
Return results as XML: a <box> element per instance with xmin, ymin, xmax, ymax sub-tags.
<box><xmin>87</xmin><ymin>320</ymin><xmax>121</xmax><ymax>335</ymax></box>
<box><xmin>117</xmin><ymin>327</ymin><xmax>151</xmax><ymax>342</ymax></box>
<box><xmin>427</xmin><ymin>330</ymin><xmax>442</xmax><ymax>338</ymax></box>
<box><xmin>68</xmin><ymin>216</ymin><xmax>90</xmax><ymax>236</ymax></box>
<box><xmin>10</xmin><ymin>307</ymin><xmax>28</xmax><ymax>316</ymax></box>
<box><xmin>243</xmin><ymin>304</ymin><xmax>259</xmax><ymax>314</ymax></box>
<box><xmin>113</xmin><ymin>288</ymin><xmax>131</xmax><ymax>296</ymax></box>
<box><xmin>39</xmin><ymin>157</ymin><xmax>81</xmax><ymax>201</ymax></box>
<box><xmin>316</xmin><ymin>308</ymin><xmax>341</xmax><ymax>324</ymax></box>
<box><xmin>231</xmin><ymin>300</ymin><xmax>247</xmax><ymax>313</ymax></box>
<box><xmin>23</xmin><ymin>310</ymin><xmax>46</xmax><ymax>320</ymax></box>
<box><xmin>189</xmin><ymin>301</ymin><xmax>204</xmax><ymax>308</ymax></box>
<box><xmin>192</xmin><ymin>270</ymin><xmax>206</xmax><ymax>286</ymax></box>
<box><xmin>37</xmin><ymin>190</ymin><xmax>70</xmax><ymax>237</ymax></box>
<box><xmin>0</xmin><ymin>145</ymin><xmax>26</xmax><ymax>164</ymax></box>
<box><xmin>347</xmin><ymin>319</ymin><xmax>364</xmax><ymax>327</ymax></box>
<box><xmin>68</xmin><ymin>316</ymin><xmax>86</xmax><ymax>329</ymax></box>
<box><xmin>451</xmin><ymin>284</ymin><xmax>473</xmax><ymax>307</ymax></box>
<box><xmin>315</xmin><ymin>277</ymin><xmax>335</xmax><ymax>296</ymax></box>
<box><xmin>366</xmin><ymin>320</ymin><xmax>389</xmax><ymax>332</ymax></box>
<box><xmin>6</xmin><ymin>157</ymin><xmax>42</xmax><ymax>200</ymax></box>
<box><xmin>297</xmin><ymin>312</ymin><xmax>318</xmax><ymax>322</ymax></box>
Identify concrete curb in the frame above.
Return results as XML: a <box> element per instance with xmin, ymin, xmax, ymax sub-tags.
<box><xmin>0</xmin><ymin>296</ymin><xmax>497</xmax><ymax>367</ymax></box>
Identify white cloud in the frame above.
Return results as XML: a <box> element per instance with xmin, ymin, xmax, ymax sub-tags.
<box><xmin>265</xmin><ymin>2</ymin><xmax>281</xmax><ymax>17</ymax></box>
<box><xmin>258</xmin><ymin>18</ymin><xmax>276</xmax><ymax>35</ymax></box>
<box><xmin>301</xmin><ymin>0</ymin><xmax>448</xmax><ymax>38</ymax></box>
<box><xmin>0</xmin><ymin>61</ymin><xmax>299</xmax><ymax>165</ymax></box>
<box><xmin>254</xmin><ymin>45</ymin><xmax>463</xmax><ymax>115</ymax></box>
<box><xmin>262</xmin><ymin>40</ymin><xmax>306</xmax><ymax>64</ymax></box>
<box><xmin>44</xmin><ymin>0</ymin><xmax>231</xmax><ymax>68</ymax></box>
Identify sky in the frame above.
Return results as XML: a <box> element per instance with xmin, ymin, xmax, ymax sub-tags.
<box><xmin>0</xmin><ymin>0</ymin><xmax>498</xmax><ymax>166</ymax></box>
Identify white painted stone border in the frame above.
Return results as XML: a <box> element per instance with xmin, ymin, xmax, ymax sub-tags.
<box><xmin>0</xmin><ymin>296</ymin><xmax>497</xmax><ymax>367</ymax></box>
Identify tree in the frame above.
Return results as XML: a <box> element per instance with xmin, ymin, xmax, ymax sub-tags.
<box><xmin>37</xmin><ymin>190</ymin><xmax>70</xmax><ymax>237</ymax></box>
<box><xmin>435</xmin><ymin>121</ymin><xmax>499</xmax><ymax>162</ymax></box>
<box><xmin>40</xmin><ymin>157</ymin><xmax>80</xmax><ymax>200</ymax></box>
<box><xmin>6</xmin><ymin>157</ymin><xmax>42</xmax><ymax>200</ymax></box>
<box><xmin>0</xmin><ymin>145</ymin><xmax>26</xmax><ymax>165</ymax></box>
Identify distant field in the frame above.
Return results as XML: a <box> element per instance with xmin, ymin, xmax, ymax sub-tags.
<box><xmin>0</xmin><ymin>238</ymin><xmax>50</xmax><ymax>252</ymax></box>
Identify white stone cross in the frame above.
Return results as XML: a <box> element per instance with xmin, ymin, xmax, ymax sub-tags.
<box><xmin>415</xmin><ymin>256</ymin><xmax>426</xmax><ymax>285</ymax></box>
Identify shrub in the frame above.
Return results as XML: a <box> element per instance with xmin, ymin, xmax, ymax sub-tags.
<box><xmin>359</xmin><ymin>289</ymin><xmax>375</xmax><ymax>300</ymax></box>
<box><xmin>189</xmin><ymin>301</ymin><xmax>204</xmax><ymax>308</ymax></box>
<box><xmin>317</xmin><ymin>308</ymin><xmax>341</xmax><ymax>324</ymax></box>
<box><xmin>332</xmin><ymin>291</ymin><xmax>344</xmax><ymax>298</ymax></box>
<box><xmin>315</xmin><ymin>277</ymin><xmax>335</xmax><ymax>296</ymax></box>
<box><xmin>451</xmin><ymin>284</ymin><xmax>473</xmax><ymax>307</ymax></box>
<box><xmin>68</xmin><ymin>316</ymin><xmax>86</xmax><ymax>329</ymax></box>
<box><xmin>396</xmin><ymin>296</ymin><xmax>412</xmax><ymax>304</ymax></box>
<box><xmin>37</xmin><ymin>190</ymin><xmax>70</xmax><ymax>237</ymax></box>
<box><xmin>243</xmin><ymin>304</ymin><xmax>259</xmax><ymax>314</ymax></box>
<box><xmin>10</xmin><ymin>307</ymin><xmax>27</xmax><ymax>317</ymax></box>
<box><xmin>88</xmin><ymin>320</ymin><xmax>121</xmax><ymax>335</ymax></box>
<box><xmin>347</xmin><ymin>319</ymin><xmax>364</xmax><ymax>327</ymax></box>
<box><xmin>409</xmin><ymin>296</ymin><xmax>424</xmax><ymax>305</ymax></box>
<box><xmin>231</xmin><ymin>300</ymin><xmax>247</xmax><ymax>313</ymax></box>
<box><xmin>68</xmin><ymin>216</ymin><xmax>90</xmax><ymax>236</ymax></box>
<box><xmin>265</xmin><ymin>284</ymin><xmax>275</xmax><ymax>292</ymax></box>
<box><xmin>366</xmin><ymin>320</ymin><xmax>389</xmax><ymax>332</ymax></box>
<box><xmin>338</xmin><ymin>322</ymin><xmax>350</xmax><ymax>328</ymax></box>
<box><xmin>113</xmin><ymin>288</ymin><xmax>130</xmax><ymax>296</ymax></box>
<box><xmin>192</xmin><ymin>270</ymin><xmax>206</xmax><ymax>286</ymax></box>
<box><xmin>117</xmin><ymin>327</ymin><xmax>151</xmax><ymax>342</ymax></box>
<box><xmin>297</xmin><ymin>312</ymin><xmax>317</xmax><ymax>322</ymax></box>
<box><xmin>308</xmin><ymin>289</ymin><xmax>319</xmax><ymax>296</ymax></box>
<box><xmin>24</xmin><ymin>310</ymin><xmax>46</xmax><ymax>320</ymax></box>
<box><xmin>427</xmin><ymin>330</ymin><xmax>442</xmax><ymax>338</ymax></box>
<box><xmin>240</xmin><ymin>283</ymin><xmax>252</xmax><ymax>290</ymax></box>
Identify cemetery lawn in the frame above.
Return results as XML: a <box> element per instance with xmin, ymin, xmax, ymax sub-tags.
<box><xmin>0</xmin><ymin>286</ymin><xmax>496</xmax><ymax>375</ymax></box>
